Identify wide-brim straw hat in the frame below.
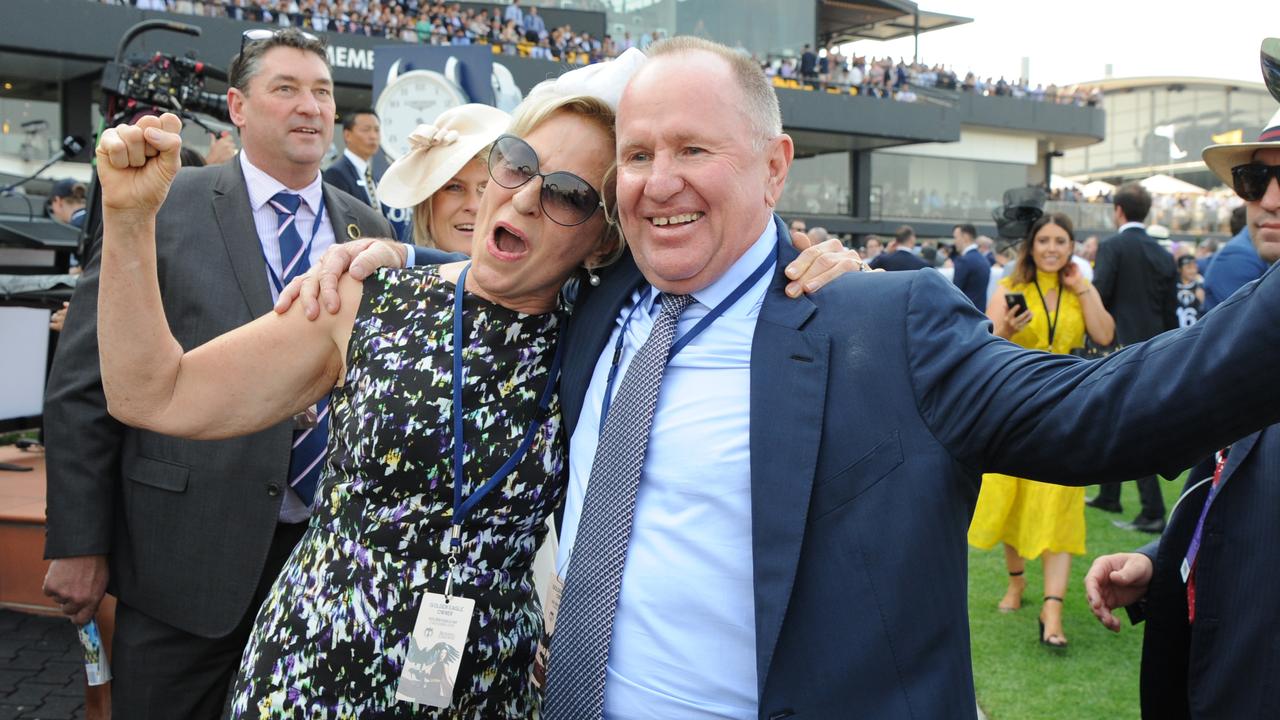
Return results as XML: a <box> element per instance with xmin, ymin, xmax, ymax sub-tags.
<box><xmin>378</xmin><ymin>103</ymin><xmax>512</xmax><ymax>209</ymax></box>
<box><xmin>1202</xmin><ymin>107</ymin><xmax>1280</xmax><ymax>185</ymax></box>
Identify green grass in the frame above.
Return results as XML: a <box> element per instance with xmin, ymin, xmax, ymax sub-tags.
<box><xmin>970</xmin><ymin>477</ymin><xmax>1186</xmax><ymax>720</ymax></box>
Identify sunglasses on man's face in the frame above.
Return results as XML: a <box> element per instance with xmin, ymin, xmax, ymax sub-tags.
<box><xmin>487</xmin><ymin>135</ymin><xmax>604</xmax><ymax>227</ymax></box>
<box><xmin>1231</xmin><ymin>163</ymin><xmax>1280</xmax><ymax>202</ymax></box>
<box><xmin>239</xmin><ymin>29</ymin><xmax>321</xmax><ymax>57</ymax></box>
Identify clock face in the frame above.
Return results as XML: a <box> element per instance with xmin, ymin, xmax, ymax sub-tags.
<box><xmin>376</xmin><ymin>70</ymin><xmax>468</xmax><ymax>160</ymax></box>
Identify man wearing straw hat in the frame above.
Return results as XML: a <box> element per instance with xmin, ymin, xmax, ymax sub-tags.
<box><xmin>1086</xmin><ymin>104</ymin><xmax>1280</xmax><ymax>720</ymax></box>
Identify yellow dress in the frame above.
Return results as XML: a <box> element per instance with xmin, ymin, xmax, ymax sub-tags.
<box><xmin>967</xmin><ymin>270</ymin><xmax>1088</xmax><ymax>558</ymax></box>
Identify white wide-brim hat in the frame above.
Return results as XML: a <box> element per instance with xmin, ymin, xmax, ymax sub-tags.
<box><xmin>378</xmin><ymin>104</ymin><xmax>512</xmax><ymax>209</ymax></box>
<box><xmin>1202</xmin><ymin>107</ymin><xmax>1280</xmax><ymax>185</ymax></box>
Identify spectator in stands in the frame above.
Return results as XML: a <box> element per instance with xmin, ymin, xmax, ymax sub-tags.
<box><xmin>47</xmin><ymin>178</ymin><xmax>87</xmax><ymax>229</ymax></box>
<box><xmin>1087</xmin><ymin>182</ymin><xmax>1178</xmax><ymax>532</ymax></box>
<box><xmin>847</xmin><ymin>58</ymin><xmax>864</xmax><ymax>93</ymax></box>
<box><xmin>971</xmin><ymin>212</ymin><xmax>1114</xmax><ymax>648</ymax></box>
<box><xmin>807</xmin><ymin>227</ymin><xmax>830</xmax><ymax>244</ymax></box>
<box><xmin>951</xmin><ymin>222</ymin><xmax>990</xmax><ymax>308</ymax></box>
<box><xmin>504</xmin><ymin>0</ymin><xmax>522</xmax><ymax>28</ymax></box>
<box><xmin>799</xmin><ymin>44</ymin><xmax>818</xmax><ymax>85</ymax></box>
<box><xmin>870</xmin><ymin>224</ymin><xmax>928</xmax><ymax>271</ymax></box>
<box><xmin>789</xmin><ymin>218</ymin><xmax>806</xmax><ymax>234</ymax></box>
<box><xmin>524</xmin><ymin>4</ymin><xmax>545</xmax><ymax>42</ymax></box>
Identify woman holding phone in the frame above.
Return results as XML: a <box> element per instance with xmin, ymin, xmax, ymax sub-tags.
<box><xmin>968</xmin><ymin>211</ymin><xmax>1115</xmax><ymax>648</ymax></box>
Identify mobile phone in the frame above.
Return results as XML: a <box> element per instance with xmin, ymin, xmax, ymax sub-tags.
<box><xmin>1005</xmin><ymin>292</ymin><xmax>1029</xmax><ymax>316</ymax></box>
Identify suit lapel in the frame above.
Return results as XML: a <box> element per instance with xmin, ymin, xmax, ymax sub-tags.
<box><xmin>750</xmin><ymin>218</ymin><xmax>830</xmax><ymax>693</ymax></box>
<box><xmin>1217</xmin><ymin>430</ymin><xmax>1262</xmax><ymax>489</ymax></box>
<box><xmin>322</xmin><ymin>183</ymin><xmax>368</xmax><ymax>245</ymax></box>
<box><xmin>561</xmin><ymin>254</ymin><xmax>645</xmax><ymax>433</ymax></box>
<box><xmin>211</xmin><ymin>159</ymin><xmax>273</xmax><ymax>317</ymax></box>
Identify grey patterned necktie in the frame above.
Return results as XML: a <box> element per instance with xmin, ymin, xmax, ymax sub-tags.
<box><xmin>363</xmin><ymin>162</ymin><xmax>378</xmax><ymax>208</ymax></box>
<box><xmin>542</xmin><ymin>292</ymin><xmax>695</xmax><ymax>719</ymax></box>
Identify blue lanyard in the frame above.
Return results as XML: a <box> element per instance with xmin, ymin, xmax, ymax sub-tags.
<box><xmin>598</xmin><ymin>241</ymin><xmax>777</xmax><ymax>427</ymax></box>
<box><xmin>449</xmin><ymin>262</ymin><xmax>565</xmax><ymax>554</ymax></box>
<box><xmin>264</xmin><ymin>197</ymin><xmax>326</xmax><ymax>295</ymax></box>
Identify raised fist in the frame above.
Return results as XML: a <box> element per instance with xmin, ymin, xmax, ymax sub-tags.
<box><xmin>95</xmin><ymin>112</ymin><xmax>184</xmax><ymax>218</ymax></box>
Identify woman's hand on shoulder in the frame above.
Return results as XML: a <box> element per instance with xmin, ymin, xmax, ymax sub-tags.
<box><xmin>275</xmin><ymin>238</ymin><xmax>408</xmax><ymax>320</ymax></box>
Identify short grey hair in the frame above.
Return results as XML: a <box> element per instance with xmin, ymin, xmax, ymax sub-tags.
<box><xmin>647</xmin><ymin>36</ymin><xmax>782</xmax><ymax>148</ymax></box>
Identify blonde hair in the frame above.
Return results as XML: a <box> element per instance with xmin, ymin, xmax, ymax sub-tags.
<box><xmin>508</xmin><ymin>91</ymin><xmax>625</xmax><ymax>269</ymax></box>
<box><xmin>647</xmin><ymin>36</ymin><xmax>782</xmax><ymax>149</ymax></box>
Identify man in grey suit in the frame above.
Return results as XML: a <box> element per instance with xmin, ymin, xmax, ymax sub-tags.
<box><xmin>40</xmin><ymin>29</ymin><xmax>392</xmax><ymax>718</ymax></box>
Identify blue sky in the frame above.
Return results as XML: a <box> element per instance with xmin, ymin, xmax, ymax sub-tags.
<box><xmin>842</xmin><ymin>1</ymin><xmax>1280</xmax><ymax>87</ymax></box>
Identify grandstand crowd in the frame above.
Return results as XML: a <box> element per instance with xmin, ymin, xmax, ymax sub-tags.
<box><xmin>109</xmin><ymin>0</ymin><xmax>632</xmax><ymax>62</ymax></box>
<box><xmin>102</xmin><ymin>0</ymin><xmax>1105</xmax><ymax>104</ymax></box>
<box><xmin>766</xmin><ymin>45</ymin><xmax>1105</xmax><ymax>105</ymax></box>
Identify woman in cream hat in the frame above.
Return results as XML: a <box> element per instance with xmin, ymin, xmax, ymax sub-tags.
<box><xmin>380</xmin><ymin>103</ymin><xmax>512</xmax><ymax>254</ymax></box>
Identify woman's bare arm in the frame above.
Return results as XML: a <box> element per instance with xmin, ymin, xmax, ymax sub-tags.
<box><xmin>96</xmin><ymin>113</ymin><xmax>359</xmax><ymax>440</ymax></box>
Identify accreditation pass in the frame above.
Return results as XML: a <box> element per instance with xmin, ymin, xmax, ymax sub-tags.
<box><xmin>396</xmin><ymin>592</ymin><xmax>475</xmax><ymax>708</ymax></box>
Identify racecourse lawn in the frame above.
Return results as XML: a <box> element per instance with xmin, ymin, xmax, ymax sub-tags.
<box><xmin>970</xmin><ymin>475</ymin><xmax>1188</xmax><ymax>720</ymax></box>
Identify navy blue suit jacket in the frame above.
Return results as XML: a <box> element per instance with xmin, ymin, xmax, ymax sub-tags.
<box><xmin>952</xmin><ymin>246</ymin><xmax>991</xmax><ymax>308</ymax></box>
<box><xmin>322</xmin><ymin>153</ymin><xmax>385</xmax><ymax>208</ymax></box>
<box><xmin>1133</xmin><ymin>418</ymin><xmax>1280</xmax><ymax>719</ymax></box>
<box><xmin>556</xmin><ymin>215</ymin><xmax>1280</xmax><ymax>719</ymax></box>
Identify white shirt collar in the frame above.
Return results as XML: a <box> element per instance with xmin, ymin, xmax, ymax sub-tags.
<box><xmin>643</xmin><ymin>219</ymin><xmax>776</xmax><ymax>314</ymax></box>
<box><xmin>239</xmin><ymin>151</ymin><xmax>324</xmax><ymax>216</ymax></box>
<box><xmin>343</xmin><ymin>148</ymin><xmax>369</xmax><ymax>176</ymax></box>
<box><xmin>1118</xmin><ymin>221</ymin><xmax>1145</xmax><ymax>233</ymax></box>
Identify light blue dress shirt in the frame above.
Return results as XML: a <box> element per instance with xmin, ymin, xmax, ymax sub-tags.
<box><xmin>556</xmin><ymin>222</ymin><xmax>776</xmax><ymax>720</ymax></box>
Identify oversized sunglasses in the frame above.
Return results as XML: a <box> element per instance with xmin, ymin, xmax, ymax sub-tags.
<box><xmin>1231</xmin><ymin>163</ymin><xmax>1280</xmax><ymax>202</ymax></box>
<box><xmin>239</xmin><ymin>29</ymin><xmax>321</xmax><ymax>56</ymax></box>
<box><xmin>487</xmin><ymin>135</ymin><xmax>604</xmax><ymax>227</ymax></box>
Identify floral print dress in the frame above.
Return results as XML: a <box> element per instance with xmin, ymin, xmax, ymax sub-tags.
<box><xmin>228</xmin><ymin>266</ymin><xmax>566</xmax><ymax>719</ymax></box>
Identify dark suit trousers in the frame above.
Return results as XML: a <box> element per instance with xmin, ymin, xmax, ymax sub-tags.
<box><xmin>110</xmin><ymin>521</ymin><xmax>307</xmax><ymax>720</ymax></box>
<box><xmin>1095</xmin><ymin>474</ymin><xmax>1167</xmax><ymax>519</ymax></box>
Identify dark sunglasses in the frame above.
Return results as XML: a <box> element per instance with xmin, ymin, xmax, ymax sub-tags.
<box><xmin>239</xmin><ymin>29</ymin><xmax>321</xmax><ymax>56</ymax></box>
<box><xmin>1231</xmin><ymin>163</ymin><xmax>1280</xmax><ymax>201</ymax></box>
<box><xmin>487</xmin><ymin>135</ymin><xmax>604</xmax><ymax>227</ymax></box>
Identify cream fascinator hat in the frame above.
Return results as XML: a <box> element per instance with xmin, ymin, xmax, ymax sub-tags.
<box><xmin>523</xmin><ymin>47</ymin><xmax>648</xmax><ymax>112</ymax></box>
<box><xmin>378</xmin><ymin>103</ymin><xmax>512</xmax><ymax>209</ymax></box>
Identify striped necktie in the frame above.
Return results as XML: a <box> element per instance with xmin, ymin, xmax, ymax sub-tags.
<box><xmin>542</xmin><ymin>293</ymin><xmax>695</xmax><ymax>719</ymax></box>
<box><xmin>363</xmin><ymin>163</ymin><xmax>379</xmax><ymax>208</ymax></box>
<box><xmin>268</xmin><ymin>191</ymin><xmax>327</xmax><ymax>507</ymax></box>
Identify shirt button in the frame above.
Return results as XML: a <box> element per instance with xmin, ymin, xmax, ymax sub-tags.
<box><xmin>266</xmin><ymin>483</ymin><xmax>281</xmax><ymax>497</ymax></box>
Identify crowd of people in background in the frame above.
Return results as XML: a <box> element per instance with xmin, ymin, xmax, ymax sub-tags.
<box><xmin>107</xmin><ymin>0</ymin><xmax>634</xmax><ymax>62</ymax></box>
<box><xmin>765</xmin><ymin>45</ymin><xmax>1105</xmax><ymax>106</ymax></box>
<box><xmin>103</xmin><ymin>0</ymin><xmax>1112</xmax><ymax>96</ymax></box>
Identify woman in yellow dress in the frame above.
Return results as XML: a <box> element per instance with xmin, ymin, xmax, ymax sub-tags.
<box><xmin>968</xmin><ymin>212</ymin><xmax>1115</xmax><ymax>648</ymax></box>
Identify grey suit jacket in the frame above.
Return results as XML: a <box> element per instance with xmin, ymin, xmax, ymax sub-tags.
<box><xmin>43</xmin><ymin>157</ymin><xmax>394</xmax><ymax>638</ymax></box>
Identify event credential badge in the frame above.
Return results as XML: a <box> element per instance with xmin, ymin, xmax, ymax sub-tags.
<box><xmin>396</xmin><ymin>592</ymin><xmax>475</xmax><ymax>708</ymax></box>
